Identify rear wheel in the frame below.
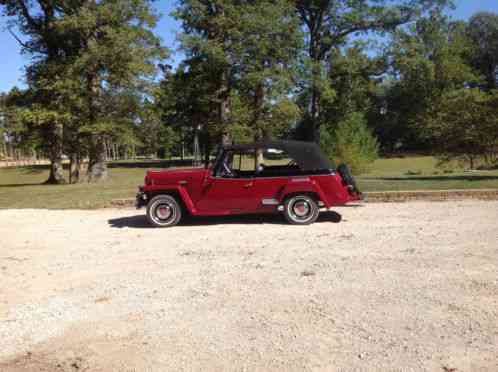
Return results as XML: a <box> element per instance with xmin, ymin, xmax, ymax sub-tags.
<box><xmin>146</xmin><ymin>195</ymin><xmax>182</xmax><ymax>228</ymax></box>
<box><xmin>283</xmin><ymin>195</ymin><xmax>319</xmax><ymax>225</ymax></box>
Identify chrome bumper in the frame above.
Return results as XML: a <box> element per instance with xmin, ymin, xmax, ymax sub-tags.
<box><xmin>135</xmin><ymin>190</ymin><xmax>147</xmax><ymax>209</ymax></box>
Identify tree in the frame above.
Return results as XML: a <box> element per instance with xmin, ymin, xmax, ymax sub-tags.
<box><xmin>174</xmin><ymin>0</ymin><xmax>243</xmax><ymax>145</ymax></box>
<box><xmin>313</xmin><ymin>44</ymin><xmax>383</xmax><ymax>171</ymax></box>
<box><xmin>1</xmin><ymin>0</ymin><xmax>166</xmax><ymax>183</ymax></box>
<box><xmin>53</xmin><ymin>0</ymin><xmax>166</xmax><ymax>182</ymax></box>
<box><xmin>173</xmin><ymin>0</ymin><xmax>302</xmax><ymax>149</ymax></box>
<box><xmin>425</xmin><ymin>88</ymin><xmax>498</xmax><ymax>168</ymax></box>
<box><xmin>375</xmin><ymin>12</ymin><xmax>477</xmax><ymax>152</ymax></box>
<box><xmin>295</xmin><ymin>0</ymin><xmax>452</xmax><ymax>142</ymax></box>
<box><xmin>235</xmin><ymin>0</ymin><xmax>302</xmax><ymax>142</ymax></box>
<box><xmin>0</xmin><ymin>93</ymin><xmax>6</xmax><ymax>159</ymax></box>
<box><xmin>155</xmin><ymin>63</ymin><xmax>215</xmax><ymax>161</ymax></box>
<box><xmin>321</xmin><ymin>111</ymin><xmax>378</xmax><ymax>174</ymax></box>
<box><xmin>467</xmin><ymin>12</ymin><xmax>498</xmax><ymax>90</ymax></box>
<box><xmin>1</xmin><ymin>0</ymin><xmax>72</xmax><ymax>183</ymax></box>
<box><xmin>318</xmin><ymin>44</ymin><xmax>386</xmax><ymax>141</ymax></box>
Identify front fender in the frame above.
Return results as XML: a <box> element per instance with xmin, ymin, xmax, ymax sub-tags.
<box><xmin>143</xmin><ymin>184</ymin><xmax>198</xmax><ymax>214</ymax></box>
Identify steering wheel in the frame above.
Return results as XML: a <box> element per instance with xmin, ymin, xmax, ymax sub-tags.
<box><xmin>222</xmin><ymin>162</ymin><xmax>234</xmax><ymax>177</ymax></box>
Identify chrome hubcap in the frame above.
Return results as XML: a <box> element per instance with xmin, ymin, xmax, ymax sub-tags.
<box><xmin>156</xmin><ymin>204</ymin><xmax>172</xmax><ymax>220</ymax></box>
<box><xmin>293</xmin><ymin>200</ymin><xmax>311</xmax><ymax>218</ymax></box>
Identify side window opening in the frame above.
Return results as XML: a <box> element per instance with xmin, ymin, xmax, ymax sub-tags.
<box><xmin>256</xmin><ymin>148</ymin><xmax>301</xmax><ymax>177</ymax></box>
<box><xmin>217</xmin><ymin>150</ymin><xmax>255</xmax><ymax>178</ymax></box>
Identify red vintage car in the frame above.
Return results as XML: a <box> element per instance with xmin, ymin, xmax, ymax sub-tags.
<box><xmin>136</xmin><ymin>141</ymin><xmax>362</xmax><ymax>227</ymax></box>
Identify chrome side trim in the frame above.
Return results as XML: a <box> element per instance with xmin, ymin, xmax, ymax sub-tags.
<box><xmin>262</xmin><ymin>198</ymin><xmax>279</xmax><ymax>206</ymax></box>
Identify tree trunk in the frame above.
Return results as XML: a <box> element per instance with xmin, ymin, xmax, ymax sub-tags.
<box><xmin>88</xmin><ymin>135</ymin><xmax>108</xmax><ymax>182</ymax></box>
<box><xmin>309</xmin><ymin>63</ymin><xmax>321</xmax><ymax>143</ymax></box>
<box><xmin>45</xmin><ymin>123</ymin><xmax>66</xmax><ymax>184</ymax></box>
<box><xmin>46</xmin><ymin>156</ymin><xmax>65</xmax><ymax>184</ymax></box>
<box><xmin>219</xmin><ymin>69</ymin><xmax>232</xmax><ymax>145</ymax></box>
<box><xmin>304</xmin><ymin>33</ymin><xmax>322</xmax><ymax>143</ymax></box>
<box><xmin>486</xmin><ymin>63</ymin><xmax>497</xmax><ymax>91</ymax></box>
<box><xmin>180</xmin><ymin>127</ymin><xmax>185</xmax><ymax>161</ymax></box>
<box><xmin>85</xmin><ymin>70</ymin><xmax>108</xmax><ymax>183</ymax></box>
<box><xmin>193</xmin><ymin>125</ymin><xmax>201</xmax><ymax>166</ymax></box>
<box><xmin>69</xmin><ymin>152</ymin><xmax>81</xmax><ymax>184</ymax></box>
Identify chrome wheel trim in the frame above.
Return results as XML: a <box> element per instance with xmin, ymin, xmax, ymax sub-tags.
<box><xmin>293</xmin><ymin>200</ymin><xmax>310</xmax><ymax>217</ymax></box>
<box><xmin>288</xmin><ymin>197</ymin><xmax>315</xmax><ymax>223</ymax></box>
<box><xmin>151</xmin><ymin>201</ymin><xmax>177</xmax><ymax>226</ymax></box>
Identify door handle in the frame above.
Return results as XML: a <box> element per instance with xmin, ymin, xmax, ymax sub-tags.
<box><xmin>243</xmin><ymin>182</ymin><xmax>253</xmax><ymax>188</ymax></box>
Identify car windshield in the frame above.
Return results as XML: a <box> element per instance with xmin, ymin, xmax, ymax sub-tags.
<box><xmin>209</xmin><ymin>146</ymin><xmax>224</xmax><ymax>169</ymax></box>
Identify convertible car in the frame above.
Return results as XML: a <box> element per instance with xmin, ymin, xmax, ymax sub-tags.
<box><xmin>136</xmin><ymin>140</ymin><xmax>362</xmax><ymax>227</ymax></box>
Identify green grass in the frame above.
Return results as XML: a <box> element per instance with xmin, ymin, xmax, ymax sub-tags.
<box><xmin>357</xmin><ymin>156</ymin><xmax>498</xmax><ymax>192</ymax></box>
<box><xmin>0</xmin><ymin>156</ymin><xmax>497</xmax><ymax>209</ymax></box>
<box><xmin>0</xmin><ymin>165</ymin><xmax>146</xmax><ymax>209</ymax></box>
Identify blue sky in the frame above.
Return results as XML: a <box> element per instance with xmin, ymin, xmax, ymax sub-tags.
<box><xmin>1</xmin><ymin>0</ymin><xmax>497</xmax><ymax>93</ymax></box>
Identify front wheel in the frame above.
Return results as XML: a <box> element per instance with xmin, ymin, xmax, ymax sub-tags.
<box><xmin>146</xmin><ymin>195</ymin><xmax>182</xmax><ymax>228</ymax></box>
<box><xmin>283</xmin><ymin>195</ymin><xmax>319</xmax><ymax>225</ymax></box>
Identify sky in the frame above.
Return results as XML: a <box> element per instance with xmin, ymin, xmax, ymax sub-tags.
<box><xmin>0</xmin><ymin>0</ymin><xmax>497</xmax><ymax>93</ymax></box>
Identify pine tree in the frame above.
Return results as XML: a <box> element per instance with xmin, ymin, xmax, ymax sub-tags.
<box><xmin>1</xmin><ymin>0</ymin><xmax>167</xmax><ymax>182</ymax></box>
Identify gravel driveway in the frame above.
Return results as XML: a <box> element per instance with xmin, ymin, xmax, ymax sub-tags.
<box><xmin>0</xmin><ymin>201</ymin><xmax>497</xmax><ymax>371</ymax></box>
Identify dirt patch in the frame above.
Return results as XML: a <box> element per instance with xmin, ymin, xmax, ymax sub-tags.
<box><xmin>0</xmin><ymin>350</ymin><xmax>88</xmax><ymax>372</ymax></box>
<box><xmin>1</xmin><ymin>202</ymin><xmax>497</xmax><ymax>371</ymax></box>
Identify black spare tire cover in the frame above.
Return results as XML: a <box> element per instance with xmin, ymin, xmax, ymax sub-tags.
<box><xmin>337</xmin><ymin>163</ymin><xmax>359</xmax><ymax>192</ymax></box>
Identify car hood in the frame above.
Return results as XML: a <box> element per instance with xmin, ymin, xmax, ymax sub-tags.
<box><xmin>146</xmin><ymin>167</ymin><xmax>208</xmax><ymax>185</ymax></box>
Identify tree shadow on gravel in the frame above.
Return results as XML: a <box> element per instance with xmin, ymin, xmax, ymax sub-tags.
<box><xmin>108</xmin><ymin>211</ymin><xmax>342</xmax><ymax>229</ymax></box>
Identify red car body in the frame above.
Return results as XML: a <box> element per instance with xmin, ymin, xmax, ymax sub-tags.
<box><xmin>137</xmin><ymin>141</ymin><xmax>362</xmax><ymax>226</ymax></box>
<box><xmin>140</xmin><ymin>167</ymin><xmax>359</xmax><ymax>216</ymax></box>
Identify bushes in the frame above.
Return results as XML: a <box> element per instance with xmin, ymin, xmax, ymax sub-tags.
<box><xmin>321</xmin><ymin>112</ymin><xmax>379</xmax><ymax>174</ymax></box>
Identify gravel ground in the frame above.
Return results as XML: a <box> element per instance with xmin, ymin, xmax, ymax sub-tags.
<box><xmin>0</xmin><ymin>201</ymin><xmax>497</xmax><ymax>372</ymax></box>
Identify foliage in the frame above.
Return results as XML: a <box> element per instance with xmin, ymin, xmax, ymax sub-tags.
<box><xmin>424</xmin><ymin>88</ymin><xmax>498</xmax><ymax>168</ymax></box>
<box><xmin>172</xmin><ymin>0</ymin><xmax>302</xmax><ymax>145</ymax></box>
<box><xmin>467</xmin><ymin>12</ymin><xmax>498</xmax><ymax>90</ymax></box>
<box><xmin>295</xmin><ymin>0</ymin><xmax>453</xmax><ymax>141</ymax></box>
<box><xmin>374</xmin><ymin>11</ymin><xmax>479</xmax><ymax>152</ymax></box>
<box><xmin>321</xmin><ymin>112</ymin><xmax>378</xmax><ymax>174</ymax></box>
<box><xmin>2</xmin><ymin>0</ymin><xmax>498</xmax><ymax>187</ymax></box>
<box><xmin>1</xmin><ymin>0</ymin><xmax>167</xmax><ymax>182</ymax></box>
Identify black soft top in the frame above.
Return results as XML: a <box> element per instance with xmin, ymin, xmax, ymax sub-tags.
<box><xmin>223</xmin><ymin>140</ymin><xmax>333</xmax><ymax>171</ymax></box>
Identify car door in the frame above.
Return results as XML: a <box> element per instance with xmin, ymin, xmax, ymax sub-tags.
<box><xmin>250</xmin><ymin>147</ymin><xmax>298</xmax><ymax>210</ymax></box>
<box><xmin>196</xmin><ymin>176</ymin><xmax>254</xmax><ymax>213</ymax></box>
<box><xmin>195</xmin><ymin>149</ymin><xmax>256</xmax><ymax>214</ymax></box>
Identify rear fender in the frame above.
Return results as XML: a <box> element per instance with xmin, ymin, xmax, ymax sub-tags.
<box><xmin>280</xmin><ymin>178</ymin><xmax>330</xmax><ymax>208</ymax></box>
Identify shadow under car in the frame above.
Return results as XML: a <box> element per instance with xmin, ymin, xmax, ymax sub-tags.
<box><xmin>108</xmin><ymin>210</ymin><xmax>342</xmax><ymax>229</ymax></box>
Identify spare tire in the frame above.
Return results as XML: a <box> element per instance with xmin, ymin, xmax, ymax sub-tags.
<box><xmin>337</xmin><ymin>163</ymin><xmax>359</xmax><ymax>193</ymax></box>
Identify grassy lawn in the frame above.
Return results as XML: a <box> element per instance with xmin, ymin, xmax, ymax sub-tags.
<box><xmin>0</xmin><ymin>156</ymin><xmax>497</xmax><ymax>209</ymax></box>
<box><xmin>357</xmin><ymin>156</ymin><xmax>498</xmax><ymax>192</ymax></box>
<box><xmin>0</xmin><ymin>165</ymin><xmax>146</xmax><ymax>209</ymax></box>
